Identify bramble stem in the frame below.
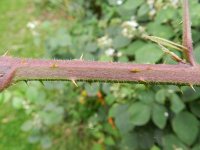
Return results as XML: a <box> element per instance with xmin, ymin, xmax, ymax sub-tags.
<box><xmin>0</xmin><ymin>0</ymin><xmax>198</xmax><ymax>91</ymax></box>
<box><xmin>182</xmin><ymin>0</ymin><xmax>196</xmax><ymax>65</ymax></box>
<box><xmin>0</xmin><ymin>57</ymin><xmax>200</xmax><ymax>91</ymax></box>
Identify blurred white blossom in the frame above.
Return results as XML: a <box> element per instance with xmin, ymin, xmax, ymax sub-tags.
<box><xmin>27</xmin><ymin>21</ymin><xmax>40</xmax><ymax>36</ymax></box>
<box><xmin>149</xmin><ymin>8</ymin><xmax>156</xmax><ymax>17</ymax></box>
<box><xmin>122</xmin><ymin>19</ymin><xmax>139</xmax><ymax>38</ymax></box>
<box><xmin>164</xmin><ymin>112</ymin><xmax>169</xmax><ymax>117</ymax></box>
<box><xmin>170</xmin><ymin>0</ymin><xmax>179</xmax><ymax>8</ymax></box>
<box><xmin>116</xmin><ymin>0</ymin><xmax>123</xmax><ymax>5</ymax></box>
<box><xmin>27</xmin><ymin>21</ymin><xmax>39</xmax><ymax>30</ymax></box>
<box><xmin>105</xmin><ymin>48</ymin><xmax>115</xmax><ymax>56</ymax></box>
<box><xmin>147</xmin><ymin>0</ymin><xmax>155</xmax><ymax>6</ymax></box>
<box><xmin>117</xmin><ymin>51</ymin><xmax>122</xmax><ymax>57</ymax></box>
<box><xmin>97</xmin><ymin>35</ymin><xmax>113</xmax><ymax>48</ymax></box>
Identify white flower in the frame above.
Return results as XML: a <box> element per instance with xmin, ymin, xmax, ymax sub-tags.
<box><xmin>105</xmin><ymin>48</ymin><xmax>115</xmax><ymax>56</ymax></box>
<box><xmin>88</xmin><ymin>123</ymin><xmax>94</xmax><ymax>129</ymax></box>
<box><xmin>97</xmin><ymin>35</ymin><xmax>113</xmax><ymax>48</ymax></box>
<box><xmin>122</xmin><ymin>20</ymin><xmax>138</xmax><ymax>29</ymax></box>
<box><xmin>170</xmin><ymin>0</ymin><xmax>179</xmax><ymax>7</ymax></box>
<box><xmin>149</xmin><ymin>9</ymin><xmax>156</xmax><ymax>17</ymax></box>
<box><xmin>116</xmin><ymin>0</ymin><xmax>123</xmax><ymax>5</ymax></box>
<box><xmin>164</xmin><ymin>112</ymin><xmax>169</xmax><ymax>117</ymax></box>
<box><xmin>147</xmin><ymin>0</ymin><xmax>155</xmax><ymax>6</ymax></box>
<box><xmin>27</xmin><ymin>21</ymin><xmax>39</xmax><ymax>30</ymax></box>
<box><xmin>122</xmin><ymin>19</ymin><xmax>139</xmax><ymax>38</ymax></box>
<box><xmin>117</xmin><ymin>52</ymin><xmax>122</xmax><ymax>57</ymax></box>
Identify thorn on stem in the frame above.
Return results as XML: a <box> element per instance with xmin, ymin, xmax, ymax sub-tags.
<box><xmin>139</xmin><ymin>77</ymin><xmax>146</xmax><ymax>83</ymax></box>
<box><xmin>39</xmin><ymin>80</ymin><xmax>45</xmax><ymax>86</ymax></box>
<box><xmin>179</xmin><ymin>21</ymin><xmax>183</xmax><ymax>25</ymax></box>
<box><xmin>189</xmin><ymin>83</ymin><xmax>196</xmax><ymax>92</ymax></box>
<box><xmin>24</xmin><ymin>80</ymin><xmax>29</xmax><ymax>86</ymax></box>
<box><xmin>2</xmin><ymin>51</ymin><xmax>9</xmax><ymax>57</ymax></box>
<box><xmin>177</xmin><ymin>85</ymin><xmax>183</xmax><ymax>94</ymax></box>
<box><xmin>80</xmin><ymin>54</ymin><xmax>84</xmax><ymax>61</ymax></box>
<box><xmin>71</xmin><ymin>79</ymin><xmax>78</xmax><ymax>87</ymax></box>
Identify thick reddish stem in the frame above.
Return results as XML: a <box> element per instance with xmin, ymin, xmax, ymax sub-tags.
<box><xmin>0</xmin><ymin>57</ymin><xmax>200</xmax><ymax>91</ymax></box>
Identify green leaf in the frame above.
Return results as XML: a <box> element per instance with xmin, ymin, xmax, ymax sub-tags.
<box><xmin>172</xmin><ymin>111</ymin><xmax>199</xmax><ymax>146</ymax></box>
<box><xmin>194</xmin><ymin>44</ymin><xmax>200</xmax><ymax>64</ymax></box>
<box><xmin>109</xmin><ymin>104</ymin><xmax>133</xmax><ymax>134</ymax></box>
<box><xmin>137</xmin><ymin>3</ymin><xmax>150</xmax><ymax>19</ymax></box>
<box><xmin>113</xmin><ymin>34</ymin><xmax>131</xmax><ymax>49</ymax></box>
<box><xmin>155</xmin><ymin>8</ymin><xmax>177</xmax><ymax>23</ymax></box>
<box><xmin>105</xmin><ymin>95</ymin><xmax>115</xmax><ymax>105</ymax></box>
<box><xmin>84</xmin><ymin>83</ymin><xmax>99</xmax><ymax>96</ymax></box>
<box><xmin>41</xmin><ymin>136</ymin><xmax>52</xmax><ymax>149</ymax></box>
<box><xmin>150</xmin><ymin>145</ymin><xmax>160</xmax><ymax>150</ymax></box>
<box><xmin>12</xmin><ymin>97</ymin><xmax>24</xmax><ymax>109</ymax></box>
<box><xmin>124</xmin><ymin>40</ymin><xmax>145</xmax><ymax>55</ymax></box>
<box><xmin>85</xmin><ymin>42</ymin><xmax>98</xmax><ymax>52</ymax></box>
<box><xmin>138</xmin><ymin>90</ymin><xmax>155</xmax><ymax>104</ymax></box>
<box><xmin>152</xmin><ymin>104</ymin><xmax>167</xmax><ymax>129</ymax></box>
<box><xmin>108</xmin><ymin>0</ymin><xmax>125</xmax><ymax>5</ymax></box>
<box><xmin>192</xmin><ymin>144</ymin><xmax>200</xmax><ymax>150</ymax></box>
<box><xmin>169</xmin><ymin>93</ymin><xmax>185</xmax><ymax>114</ymax></box>
<box><xmin>122</xmin><ymin>0</ymin><xmax>144</xmax><ymax>10</ymax></box>
<box><xmin>135</xmin><ymin>43</ymin><xmax>163</xmax><ymax>64</ymax></box>
<box><xmin>147</xmin><ymin>23</ymin><xmax>174</xmax><ymax>39</ymax></box>
<box><xmin>120</xmin><ymin>133</ymin><xmax>138</xmax><ymax>150</ymax></box>
<box><xmin>162</xmin><ymin>134</ymin><xmax>188</xmax><ymax>150</ymax></box>
<box><xmin>92</xmin><ymin>144</ymin><xmax>103</xmax><ymax>150</ymax></box>
<box><xmin>28</xmin><ymin>135</ymin><xmax>40</xmax><ymax>144</ymax></box>
<box><xmin>21</xmin><ymin>120</ymin><xmax>33</xmax><ymax>132</ymax></box>
<box><xmin>0</xmin><ymin>92</ymin><xmax>4</xmax><ymax>104</ymax></box>
<box><xmin>128</xmin><ymin>102</ymin><xmax>151</xmax><ymax>126</ymax></box>
<box><xmin>104</xmin><ymin>137</ymin><xmax>115</xmax><ymax>146</ymax></box>
<box><xmin>182</xmin><ymin>87</ymin><xmax>200</xmax><ymax>102</ymax></box>
<box><xmin>26</xmin><ymin>86</ymin><xmax>44</xmax><ymax>104</ymax></box>
<box><xmin>155</xmin><ymin>89</ymin><xmax>167</xmax><ymax>104</ymax></box>
<box><xmin>189</xmin><ymin>101</ymin><xmax>200</xmax><ymax>118</ymax></box>
<box><xmin>40</xmin><ymin>103</ymin><xmax>64</xmax><ymax>126</ymax></box>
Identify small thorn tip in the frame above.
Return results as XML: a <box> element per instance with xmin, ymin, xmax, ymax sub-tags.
<box><xmin>80</xmin><ymin>54</ymin><xmax>84</xmax><ymax>60</ymax></box>
<box><xmin>39</xmin><ymin>80</ymin><xmax>45</xmax><ymax>86</ymax></box>
<box><xmin>2</xmin><ymin>51</ymin><xmax>9</xmax><ymax>57</ymax></box>
<box><xmin>189</xmin><ymin>84</ymin><xmax>196</xmax><ymax>92</ymax></box>
<box><xmin>71</xmin><ymin>79</ymin><xmax>78</xmax><ymax>87</ymax></box>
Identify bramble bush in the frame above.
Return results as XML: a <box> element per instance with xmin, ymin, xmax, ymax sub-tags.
<box><xmin>2</xmin><ymin>0</ymin><xmax>200</xmax><ymax>150</ymax></box>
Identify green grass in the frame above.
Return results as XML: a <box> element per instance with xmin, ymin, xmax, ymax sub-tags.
<box><xmin>0</xmin><ymin>103</ymin><xmax>38</xmax><ymax>150</ymax></box>
<box><xmin>0</xmin><ymin>0</ymin><xmax>40</xmax><ymax>149</ymax></box>
<box><xmin>0</xmin><ymin>0</ymin><xmax>44</xmax><ymax>57</ymax></box>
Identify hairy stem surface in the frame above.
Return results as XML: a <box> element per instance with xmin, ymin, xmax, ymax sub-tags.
<box><xmin>0</xmin><ymin>57</ymin><xmax>200</xmax><ymax>91</ymax></box>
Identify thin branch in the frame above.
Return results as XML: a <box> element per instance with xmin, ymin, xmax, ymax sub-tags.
<box><xmin>0</xmin><ymin>57</ymin><xmax>200</xmax><ymax>91</ymax></box>
<box><xmin>182</xmin><ymin>0</ymin><xmax>196</xmax><ymax>65</ymax></box>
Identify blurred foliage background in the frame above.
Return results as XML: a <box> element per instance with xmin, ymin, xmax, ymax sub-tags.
<box><xmin>1</xmin><ymin>0</ymin><xmax>200</xmax><ymax>150</ymax></box>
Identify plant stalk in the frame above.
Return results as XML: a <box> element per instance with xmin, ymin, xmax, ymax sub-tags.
<box><xmin>182</xmin><ymin>0</ymin><xmax>196</xmax><ymax>65</ymax></box>
<box><xmin>0</xmin><ymin>57</ymin><xmax>200</xmax><ymax>91</ymax></box>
